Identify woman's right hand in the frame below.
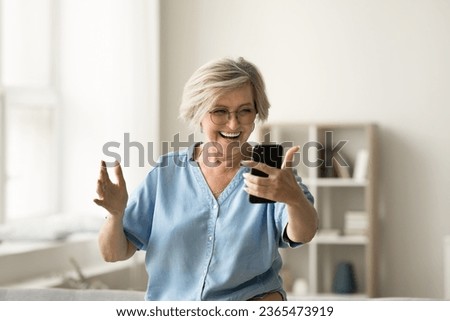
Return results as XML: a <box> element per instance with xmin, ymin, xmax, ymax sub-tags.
<box><xmin>94</xmin><ymin>160</ymin><xmax>128</xmax><ymax>217</ymax></box>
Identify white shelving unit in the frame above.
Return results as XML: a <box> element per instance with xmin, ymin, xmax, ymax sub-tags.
<box><xmin>258</xmin><ymin>122</ymin><xmax>378</xmax><ymax>298</ymax></box>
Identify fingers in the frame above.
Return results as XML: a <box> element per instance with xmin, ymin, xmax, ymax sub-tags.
<box><xmin>99</xmin><ymin>160</ymin><xmax>125</xmax><ymax>185</ymax></box>
<box><xmin>242</xmin><ymin>146</ymin><xmax>300</xmax><ymax>203</ymax></box>
<box><xmin>93</xmin><ymin>198</ymin><xmax>104</xmax><ymax>207</ymax></box>
<box><xmin>113</xmin><ymin>161</ymin><xmax>126</xmax><ymax>186</ymax></box>
<box><xmin>95</xmin><ymin>160</ymin><xmax>122</xmax><ymax>202</ymax></box>
<box><xmin>243</xmin><ymin>173</ymin><xmax>276</xmax><ymax>201</ymax></box>
<box><xmin>241</xmin><ymin>160</ymin><xmax>277</xmax><ymax>176</ymax></box>
<box><xmin>243</xmin><ymin>172</ymin><xmax>270</xmax><ymax>186</ymax></box>
<box><xmin>99</xmin><ymin>160</ymin><xmax>111</xmax><ymax>184</ymax></box>
<box><xmin>97</xmin><ymin>161</ymin><xmax>111</xmax><ymax>197</ymax></box>
<box><xmin>282</xmin><ymin>146</ymin><xmax>300</xmax><ymax>169</ymax></box>
<box><xmin>96</xmin><ymin>179</ymin><xmax>105</xmax><ymax>197</ymax></box>
<box><xmin>243</xmin><ymin>185</ymin><xmax>274</xmax><ymax>201</ymax></box>
<box><xmin>241</xmin><ymin>145</ymin><xmax>300</xmax><ymax>173</ymax></box>
<box><xmin>243</xmin><ymin>171</ymin><xmax>274</xmax><ymax>199</ymax></box>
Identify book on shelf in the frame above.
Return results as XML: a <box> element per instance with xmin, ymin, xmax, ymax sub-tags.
<box><xmin>353</xmin><ymin>149</ymin><xmax>369</xmax><ymax>181</ymax></box>
<box><xmin>333</xmin><ymin>157</ymin><xmax>351</xmax><ymax>178</ymax></box>
<box><xmin>319</xmin><ymin>147</ymin><xmax>336</xmax><ymax>178</ymax></box>
<box><xmin>344</xmin><ymin>211</ymin><xmax>368</xmax><ymax>236</ymax></box>
<box><xmin>320</xmin><ymin>148</ymin><xmax>352</xmax><ymax>178</ymax></box>
<box><xmin>317</xmin><ymin>229</ymin><xmax>341</xmax><ymax>237</ymax></box>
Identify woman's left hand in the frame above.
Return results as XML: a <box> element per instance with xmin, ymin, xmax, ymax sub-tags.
<box><xmin>243</xmin><ymin>145</ymin><xmax>318</xmax><ymax>243</ymax></box>
<box><xmin>242</xmin><ymin>146</ymin><xmax>303</xmax><ymax>205</ymax></box>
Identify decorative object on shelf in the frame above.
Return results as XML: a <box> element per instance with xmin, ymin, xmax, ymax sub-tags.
<box><xmin>319</xmin><ymin>146</ymin><xmax>336</xmax><ymax>178</ymax></box>
<box><xmin>333</xmin><ymin>156</ymin><xmax>351</xmax><ymax>178</ymax></box>
<box><xmin>292</xmin><ymin>278</ymin><xmax>309</xmax><ymax>296</ymax></box>
<box><xmin>353</xmin><ymin>149</ymin><xmax>369</xmax><ymax>181</ymax></box>
<box><xmin>344</xmin><ymin>211</ymin><xmax>368</xmax><ymax>236</ymax></box>
<box><xmin>332</xmin><ymin>262</ymin><xmax>357</xmax><ymax>294</ymax></box>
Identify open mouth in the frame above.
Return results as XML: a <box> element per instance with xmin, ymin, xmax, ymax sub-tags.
<box><xmin>219</xmin><ymin>132</ymin><xmax>241</xmax><ymax>139</ymax></box>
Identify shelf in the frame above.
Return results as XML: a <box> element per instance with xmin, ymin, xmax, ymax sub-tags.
<box><xmin>260</xmin><ymin>122</ymin><xmax>378</xmax><ymax>297</ymax></box>
<box><xmin>303</xmin><ymin>178</ymin><xmax>368</xmax><ymax>187</ymax></box>
<box><xmin>312</xmin><ymin>234</ymin><xmax>368</xmax><ymax>245</ymax></box>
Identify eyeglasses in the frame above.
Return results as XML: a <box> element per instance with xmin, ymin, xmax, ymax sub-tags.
<box><xmin>209</xmin><ymin>107</ymin><xmax>257</xmax><ymax>125</ymax></box>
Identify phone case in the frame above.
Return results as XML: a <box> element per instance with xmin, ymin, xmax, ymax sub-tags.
<box><xmin>249</xmin><ymin>144</ymin><xmax>283</xmax><ymax>203</ymax></box>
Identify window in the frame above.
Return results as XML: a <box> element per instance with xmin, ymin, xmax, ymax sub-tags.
<box><xmin>0</xmin><ymin>0</ymin><xmax>58</xmax><ymax>223</ymax></box>
<box><xmin>0</xmin><ymin>0</ymin><xmax>160</xmax><ymax>225</ymax></box>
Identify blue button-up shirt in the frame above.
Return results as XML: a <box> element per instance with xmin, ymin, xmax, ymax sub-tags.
<box><xmin>123</xmin><ymin>144</ymin><xmax>314</xmax><ymax>300</ymax></box>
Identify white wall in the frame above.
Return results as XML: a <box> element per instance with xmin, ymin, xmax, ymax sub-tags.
<box><xmin>159</xmin><ymin>0</ymin><xmax>450</xmax><ymax>298</ymax></box>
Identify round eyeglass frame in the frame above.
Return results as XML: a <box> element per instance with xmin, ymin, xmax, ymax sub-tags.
<box><xmin>208</xmin><ymin>108</ymin><xmax>257</xmax><ymax>125</ymax></box>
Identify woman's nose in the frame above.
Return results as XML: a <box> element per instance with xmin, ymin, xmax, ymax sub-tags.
<box><xmin>227</xmin><ymin>112</ymin><xmax>240</xmax><ymax>129</ymax></box>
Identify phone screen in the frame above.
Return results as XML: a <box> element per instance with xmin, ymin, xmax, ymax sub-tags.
<box><xmin>249</xmin><ymin>144</ymin><xmax>283</xmax><ymax>203</ymax></box>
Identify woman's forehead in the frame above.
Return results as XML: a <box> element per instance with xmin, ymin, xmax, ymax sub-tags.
<box><xmin>214</xmin><ymin>84</ymin><xmax>254</xmax><ymax>106</ymax></box>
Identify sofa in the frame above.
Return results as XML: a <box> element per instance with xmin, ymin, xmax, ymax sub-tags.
<box><xmin>0</xmin><ymin>288</ymin><xmax>145</xmax><ymax>301</ymax></box>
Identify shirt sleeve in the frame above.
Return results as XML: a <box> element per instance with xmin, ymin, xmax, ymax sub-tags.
<box><xmin>276</xmin><ymin>169</ymin><xmax>315</xmax><ymax>248</ymax></box>
<box><xmin>123</xmin><ymin>167</ymin><xmax>159</xmax><ymax>250</ymax></box>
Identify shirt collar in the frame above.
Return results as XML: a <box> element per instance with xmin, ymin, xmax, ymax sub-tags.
<box><xmin>188</xmin><ymin>142</ymin><xmax>202</xmax><ymax>162</ymax></box>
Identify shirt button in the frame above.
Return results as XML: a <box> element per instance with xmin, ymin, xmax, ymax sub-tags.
<box><xmin>213</xmin><ymin>204</ymin><xmax>218</xmax><ymax>209</ymax></box>
<box><xmin>209</xmin><ymin>236</ymin><xmax>213</xmax><ymax>241</ymax></box>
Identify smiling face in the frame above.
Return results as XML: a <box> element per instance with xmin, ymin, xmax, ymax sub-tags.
<box><xmin>200</xmin><ymin>84</ymin><xmax>256</xmax><ymax>160</ymax></box>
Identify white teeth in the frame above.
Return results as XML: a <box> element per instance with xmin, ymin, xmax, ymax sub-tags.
<box><xmin>220</xmin><ymin>132</ymin><xmax>240</xmax><ymax>138</ymax></box>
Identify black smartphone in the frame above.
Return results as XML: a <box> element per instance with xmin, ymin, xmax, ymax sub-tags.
<box><xmin>249</xmin><ymin>144</ymin><xmax>283</xmax><ymax>203</ymax></box>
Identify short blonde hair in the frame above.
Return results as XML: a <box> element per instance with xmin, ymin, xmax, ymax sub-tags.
<box><xmin>179</xmin><ymin>57</ymin><xmax>270</xmax><ymax>129</ymax></box>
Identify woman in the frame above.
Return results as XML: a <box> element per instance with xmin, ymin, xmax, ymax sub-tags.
<box><xmin>94</xmin><ymin>57</ymin><xmax>318</xmax><ymax>300</ymax></box>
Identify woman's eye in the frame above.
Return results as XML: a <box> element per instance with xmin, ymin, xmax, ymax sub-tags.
<box><xmin>239</xmin><ymin>109</ymin><xmax>252</xmax><ymax>115</ymax></box>
<box><xmin>213</xmin><ymin>110</ymin><xmax>228</xmax><ymax>116</ymax></box>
